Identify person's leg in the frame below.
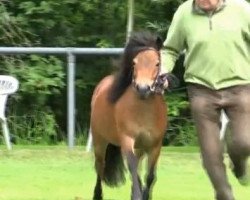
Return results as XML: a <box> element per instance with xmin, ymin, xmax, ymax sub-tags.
<box><xmin>187</xmin><ymin>84</ymin><xmax>234</xmax><ymax>200</ymax></box>
<box><xmin>224</xmin><ymin>85</ymin><xmax>250</xmax><ymax>185</ymax></box>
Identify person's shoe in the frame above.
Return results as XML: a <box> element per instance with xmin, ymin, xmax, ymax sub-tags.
<box><xmin>230</xmin><ymin>160</ymin><xmax>249</xmax><ymax>186</ymax></box>
<box><xmin>238</xmin><ymin>175</ymin><xmax>249</xmax><ymax>186</ymax></box>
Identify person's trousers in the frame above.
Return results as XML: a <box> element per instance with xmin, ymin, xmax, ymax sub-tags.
<box><xmin>187</xmin><ymin>83</ymin><xmax>250</xmax><ymax>192</ymax></box>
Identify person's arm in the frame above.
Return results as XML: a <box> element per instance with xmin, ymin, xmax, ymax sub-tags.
<box><xmin>161</xmin><ymin>8</ymin><xmax>186</xmax><ymax>73</ymax></box>
<box><xmin>247</xmin><ymin>2</ymin><xmax>250</xmax><ymax>43</ymax></box>
<box><xmin>240</xmin><ymin>0</ymin><xmax>250</xmax><ymax>43</ymax></box>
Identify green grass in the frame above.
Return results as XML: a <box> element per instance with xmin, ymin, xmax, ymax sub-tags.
<box><xmin>0</xmin><ymin>146</ymin><xmax>249</xmax><ymax>200</ymax></box>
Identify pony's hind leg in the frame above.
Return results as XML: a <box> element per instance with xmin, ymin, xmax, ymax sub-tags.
<box><xmin>93</xmin><ymin>175</ymin><xmax>102</xmax><ymax>200</ymax></box>
<box><xmin>103</xmin><ymin>144</ymin><xmax>126</xmax><ymax>187</ymax></box>
<box><xmin>93</xmin><ymin>140</ymin><xmax>107</xmax><ymax>200</ymax></box>
<box><xmin>143</xmin><ymin>144</ymin><xmax>161</xmax><ymax>200</ymax></box>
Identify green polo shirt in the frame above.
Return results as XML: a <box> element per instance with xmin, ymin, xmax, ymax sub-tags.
<box><xmin>161</xmin><ymin>0</ymin><xmax>250</xmax><ymax>89</ymax></box>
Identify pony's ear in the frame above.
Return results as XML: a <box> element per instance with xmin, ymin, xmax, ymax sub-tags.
<box><xmin>156</xmin><ymin>36</ymin><xmax>163</xmax><ymax>50</ymax></box>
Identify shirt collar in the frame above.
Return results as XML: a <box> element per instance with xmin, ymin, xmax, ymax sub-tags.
<box><xmin>192</xmin><ymin>0</ymin><xmax>227</xmax><ymax>15</ymax></box>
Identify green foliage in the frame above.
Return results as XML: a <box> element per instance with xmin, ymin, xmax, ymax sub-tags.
<box><xmin>166</xmin><ymin>92</ymin><xmax>189</xmax><ymax>117</ymax></box>
<box><xmin>7</xmin><ymin>110</ymin><xmax>59</xmax><ymax>145</ymax></box>
<box><xmin>165</xmin><ymin>92</ymin><xmax>198</xmax><ymax>146</ymax></box>
<box><xmin>3</xmin><ymin>55</ymin><xmax>65</xmax><ymax>105</ymax></box>
<box><xmin>0</xmin><ymin>1</ymin><xmax>33</xmax><ymax>46</ymax></box>
<box><xmin>0</xmin><ymin>55</ymin><xmax>65</xmax><ymax>144</ymax></box>
<box><xmin>13</xmin><ymin>0</ymin><xmax>127</xmax><ymax>47</ymax></box>
<box><xmin>167</xmin><ymin>118</ymin><xmax>197</xmax><ymax>146</ymax></box>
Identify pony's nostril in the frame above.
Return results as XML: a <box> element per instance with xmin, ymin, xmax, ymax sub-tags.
<box><xmin>136</xmin><ymin>85</ymin><xmax>150</xmax><ymax>94</ymax></box>
<box><xmin>135</xmin><ymin>84</ymin><xmax>140</xmax><ymax>91</ymax></box>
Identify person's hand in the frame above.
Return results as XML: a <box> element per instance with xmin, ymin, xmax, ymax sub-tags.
<box><xmin>153</xmin><ymin>73</ymin><xmax>179</xmax><ymax>94</ymax></box>
<box><xmin>154</xmin><ymin>73</ymin><xmax>169</xmax><ymax>94</ymax></box>
<box><xmin>162</xmin><ymin>74</ymin><xmax>169</xmax><ymax>89</ymax></box>
<box><xmin>165</xmin><ymin>73</ymin><xmax>180</xmax><ymax>89</ymax></box>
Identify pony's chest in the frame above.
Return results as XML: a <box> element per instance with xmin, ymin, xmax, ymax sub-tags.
<box><xmin>115</xmin><ymin>98</ymin><xmax>161</xmax><ymax>125</ymax></box>
<box><xmin>114</xmin><ymin>98</ymin><xmax>167</xmax><ymax>144</ymax></box>
<box><xmin>116</xmin><ymin>88</ymin><xmax>164</xmax><ymax>116</ymax></box>
<box><xmin>114</xmin><ymin>88</ymin><xmax>167</xmax><ymax>146</ymax></box>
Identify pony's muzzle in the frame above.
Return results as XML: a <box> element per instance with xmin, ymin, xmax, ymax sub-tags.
<box><xmin>135</xmin><ymin>84</ymin><xmax>151</xmax><ymax>99</ymax></box>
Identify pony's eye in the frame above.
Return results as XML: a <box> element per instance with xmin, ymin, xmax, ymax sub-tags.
<box><xmin>132</xmin><ymin>58</ymin><xmax>138</xmax><ymax>66</ymax></box>
<box><xmin>156</xmin><ymin>62</ymin><xmax>160</xmax><ymax>67</ymax></box>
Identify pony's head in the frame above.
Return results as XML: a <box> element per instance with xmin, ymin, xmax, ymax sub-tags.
<box><xmin>127</xmin><ymin>32</ymin><xmax>162</xmax><ymax>99</ymax></box>
<box><xmin>109</xmin><ymin>31</ymin><xmax>163</xmax><ymax>102</ymax></box>
<box><xmin>132</xmin><ymin>47</ymin><xmax>160</xmax><ymax>99</ymax></box>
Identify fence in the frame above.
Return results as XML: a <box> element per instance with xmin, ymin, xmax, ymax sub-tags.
<box><xmin>0</xmin><ymin>47</ymin><xmax>123</xmax><ymax>148</ymax></box>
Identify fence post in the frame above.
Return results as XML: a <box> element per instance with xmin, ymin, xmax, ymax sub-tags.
<box><xmin>67</xmin><ymin>51</ymin><xmax>76</xmax><ymax>148</ymax></box>
<box><xmin>126</xmin><ymin>0</ymin><xmax>134</xmax><ymax>42</ymax></box>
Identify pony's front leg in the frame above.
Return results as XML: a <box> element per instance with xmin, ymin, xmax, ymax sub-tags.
<box><xmin>122</xmin><ymin>138</ymin><xmax>142</xmax><ymax>200</ymax></box>
<box><xmin>126</xmin><ymin>151</ymin><xmax>142</xmax><ymax>200</ymax></box>
<box><xmin>143</xmin><ymin>144</ymin><xmax>161</xmax><ymax>200</ymax></box>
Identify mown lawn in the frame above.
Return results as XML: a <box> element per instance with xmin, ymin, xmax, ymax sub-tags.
<box><xmin>0</xmin><ymin>146</ymin><xmax>249</xmax><ymax>200</ymax></box>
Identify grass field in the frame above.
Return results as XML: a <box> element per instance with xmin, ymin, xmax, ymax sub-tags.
<box><xmin>0</xmin><ymin>146</ymin><xmax>249</xmax><ymax>200</ymax></box>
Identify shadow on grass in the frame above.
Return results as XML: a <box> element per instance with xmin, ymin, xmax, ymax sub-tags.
<box><xmin>76</xmin><ymin>198</ymin><xmax>116</xmax><ymax>200</ymax></box>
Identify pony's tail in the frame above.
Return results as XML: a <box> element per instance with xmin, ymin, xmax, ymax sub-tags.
<box><xmin>103</xmin><ymin>144</ymin><xmax>126</xmax><ymax>187</ymax></box>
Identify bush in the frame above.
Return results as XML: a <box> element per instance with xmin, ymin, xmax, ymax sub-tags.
<box><xmin>164</xmin><ymin>91</ymin><xmax>198</xmax><ymax>146</ymax></box>
<box><xmin>0</xmin><ymin>55</ymin><xmax>66</xmax><ymax>144</ymax></box>
<box><xmin>2</xmin><ymin>110</ymin><xmax>58</xmax><ymax>145</ymax></box>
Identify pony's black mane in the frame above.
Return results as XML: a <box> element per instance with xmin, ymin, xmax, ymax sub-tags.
<box><xmin>108</xmin><ymin>31</ymin><xmax>163</xmax><ymax>103</ymax></box>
